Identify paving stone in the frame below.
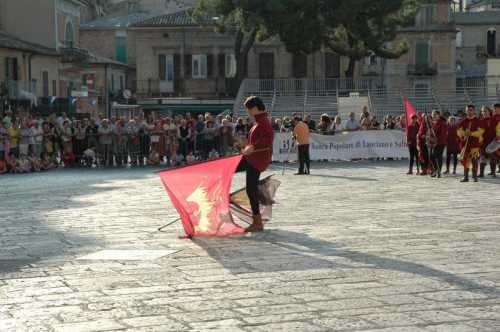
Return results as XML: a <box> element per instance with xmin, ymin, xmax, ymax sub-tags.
<box><xmin>52</xmin><ymin>319</ymin><xmax>125</xmax><ymax>332</ymax></box>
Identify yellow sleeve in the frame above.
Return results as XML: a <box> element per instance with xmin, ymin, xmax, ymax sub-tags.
<box><xmin>457</xmin><ymin>126</ymin><xmax>465</xmax><ymax>139</ymax></box>
<box><xmin>471</xmin><ymin>127</ymin><xmax>485</xmax><ymax>144</ymax></box>
<box><xmin>497</xmin><ymin>122</ymin><xmax>500</xmax><ymax>138</ymax></box>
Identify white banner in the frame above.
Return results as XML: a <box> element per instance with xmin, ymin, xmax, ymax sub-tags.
<box><xmin>273</xmin><ymin>130</ymin><xmax>409</xmax><ymax>162</ymax></box>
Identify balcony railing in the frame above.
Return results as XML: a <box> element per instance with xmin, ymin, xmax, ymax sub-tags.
<box><xmin>407</xmin><ymin>63</ymin><xmax>438</xmax><ymax>76</ymax></box>
<box><xmin>361</xmin><ymin>64</ymin><xmax>383</xmax><ymax>77</ymax></box>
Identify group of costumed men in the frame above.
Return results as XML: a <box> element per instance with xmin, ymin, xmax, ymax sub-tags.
<box><xmin>406</xmin><ymin>103</ymin><xmax>500</xmax><ymax>182</ymax></box>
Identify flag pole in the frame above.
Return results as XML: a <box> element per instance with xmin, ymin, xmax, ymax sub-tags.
<box><xmin>158</xmin><ymin>218</ymin><xmax>181</xmax><ymax>232</ymax></box>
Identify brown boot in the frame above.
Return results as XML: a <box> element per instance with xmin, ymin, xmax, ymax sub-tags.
<box><xmin>246</xmin><ymin>214</ymin><xmax>264</xmax><ymax>233</ymax></box>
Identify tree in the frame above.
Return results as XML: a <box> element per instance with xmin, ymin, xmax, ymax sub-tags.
<box><xmin>193</xmin><ymin>0</ymin><xmax>283</xmax><ymax>95</ymax></box>
<box><xmin>266</xmin><ymin>0</ymin><xmax>425</xmax><ymax>77</ymax></box>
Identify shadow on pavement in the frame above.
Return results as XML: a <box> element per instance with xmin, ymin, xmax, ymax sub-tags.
<box><xmin>194</xmin><ymin>229</ymin><xmax>500</xmax><ymax>297</ymax></box>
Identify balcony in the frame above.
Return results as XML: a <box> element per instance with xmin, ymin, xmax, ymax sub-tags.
<box><xmin>60</xmin><ymin>47</ymin><xmax>89</xmax><ymax>63</ymax></box>
<box><xmin>5</xmin><ymin>80</ymin><xmax>37</xmax><ymax>99</ymax></box>
<box><xmin>407</xmin><ymin>63</ymin><xmax>438</xmax><ymax>76</ymax></box>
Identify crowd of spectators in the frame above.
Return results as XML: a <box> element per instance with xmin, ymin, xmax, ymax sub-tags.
<box><xmin>272</xmin><ymin>107</ymin><xmax>405</xmax><ymax>134</ymax></box>
<box><xmin>0</xmin><ymin>110</ymin><xmax>254</xmax><ymax>174</ymax></box>
<box><xmin>0</xmin><ymin>105</ymin><xmax>406</xmax><ymax>175</ymax></box>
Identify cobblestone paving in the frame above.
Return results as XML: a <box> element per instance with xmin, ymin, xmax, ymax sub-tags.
<box><xmin>1</xmin><ymin>161</ymin><xmax>499</xmax><ymax>332</ymax></box>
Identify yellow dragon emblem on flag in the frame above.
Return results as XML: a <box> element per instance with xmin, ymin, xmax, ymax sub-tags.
<box><xmin>187</xmin><ymin>184</ymin><xmax>221</xmax><ymax>233</ymax></box>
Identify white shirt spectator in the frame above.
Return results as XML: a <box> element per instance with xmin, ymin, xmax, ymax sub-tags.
<box><xmin>343</xmin><ymin>118</ymin><xmax>360</xmax><ymax>131</ymax></box>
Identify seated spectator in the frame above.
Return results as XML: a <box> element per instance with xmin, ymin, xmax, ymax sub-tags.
<box><xmin>148</xmin><ymin>150</ymin><xmax>161</xmax><ymax>166</ymax></box>
<box><xmin>370</xmin><ymin>117</ymin><xmax>381</xmax><ymax>130</ymax></box>
<box><xmin>317</xmin><ymin>114</ymin><xmax>333</xmax><ymax>135</ymax></box>
<box><xmin>281</xmin><ymin>117</ymin><xmax>293</xmax><ymax>132</ymax></box>
<box><xmin>7</xmin><ymin>154</ymin><xmax>19</xmax><ymax>173</ymax></box>
<box><xmin>208</xmin><ymin>148</ymin><xmax>219</xmax><ymax>160</ymax></box>
<box><xmin>83</xmin><ymin>146</ymin><xmax>96</xmax><ymax>168</ymax></box>
<box><xmin>344</xmin><ymin>112</ymin><xmax>361</xmax><ymax>131</ymax></box>
<box><xmin>332</xmin><ymin>116</ymin><xmax>343</xmax><ymax>134</ymax></box>
<box><xmin>186</xmin><ymin>151</ymin><xmax>196</xmax><ymax>164</ymax></box>
<box><xmin>18</xmin><ymin>155</ymin><xmax>31</xmax><ymax>173</ymax></box>
<box><xmin>62</xmin><ymin>147</ymin><xmax>75</xmax><ymax>168</ymax></box>
<box><xmin>29</xmin><ymin>152</ymin><xmax>41</xmax><ymax>172</ymax></box>
<box><xmin>41</xmin><ymin>155</ymin><xmax>56</xmax><ymax>170</ymax></box>
<box><xmin>0</xmin><ymin>158</ymin><xmax>7</xmax><ymax>174</ymax></box>
<box><xmin>383</xmin><ymin>115</ymin><xmax>396</xmax><ymax>130</ymax></box>
<box><xmin>360</xmin><ymin>117</ymin><xmax>371</xmax><ymax>130</ymax></box>
<box><xmin>170</xmin><ymin>151</ymin><xmax>184</xmax><ymax>167</ymax></box>
<box><xmin>272</xmin><ymin>118</ymin><xmax>282</xmax><ymax>132</ymax></box>
<box><xmin>304</xmin><ymin>114</ymin><xmax>316</xmax><ymax>131</ymax></box>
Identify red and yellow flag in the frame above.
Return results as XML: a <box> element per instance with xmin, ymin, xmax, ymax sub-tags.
<box><xmin>159</xmin><ymin>155</ymin><xmax>245</xmax><ymax>238</ymax></box>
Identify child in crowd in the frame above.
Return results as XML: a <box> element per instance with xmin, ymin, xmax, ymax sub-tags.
<box><xmin>148</xmin><ymin>150</ymin><xmax>161</xmax><ymax>166</ymax></box>
<box><xmin>62</xmin><ymin>147</ymin><xmax>75</xmax><ymax>168</ymax></box>
<box><xmin>170</xmin><ymin>152</ymin><xmax>184</xmax><ymax>167</ymax></box>
<box><xmin>18</xmin><ymin>155</ymin><xmax>32</xmax><ymax>173</ymax></box>
<box><xmin>186</xmin><ymin>151</ymin><xmax>196</xmax><ymax>164</ymax></box>
<box><xmin>41</xmin><ymin>155</ymin><xmax>56</xmax><ymax>170</ymax></box>
<box><xmin>0</xmin><ymin>159</ymin><xmax>7</xmax><ymax>174</ymax></box>
<box><xmin>29</xmin><ymin>152</ymin><xmax>41</xmax><ymax>172</ymax></box>
<box><xmin>83</xmin><ymin>146</ymin><xmax>96</xmax><ymax>168</ymax></box>
<box><xmin>208</xmin><ymin>148</ymin><xmax>219</xmax><ymax>160</ymax></box>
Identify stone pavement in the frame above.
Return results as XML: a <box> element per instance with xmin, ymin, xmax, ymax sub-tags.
<box><xmin>0</xmin><ymin>161</ymin><xmax>499</xmax><ymax>332</ymax></box>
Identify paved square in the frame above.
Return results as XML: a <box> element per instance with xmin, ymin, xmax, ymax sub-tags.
<box><xmin>1</xmin><ymin>161</ymin><xmax>499</xmax><ymax>331</ymax></box>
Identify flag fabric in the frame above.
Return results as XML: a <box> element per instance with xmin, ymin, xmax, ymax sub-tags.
<box><xmin>229</xmin><ymin>176</ymin><xmax>281</xmax><ymax>225</ymax></box>
<box><xmin>404</xmin><ymin>99</ymin><xmax>421</xmax><ymax>130</ymax></box>
<box><xmin>159</xmin><ymin>155</ymin><xmax>245</xmax><ymax>238</ymax></box>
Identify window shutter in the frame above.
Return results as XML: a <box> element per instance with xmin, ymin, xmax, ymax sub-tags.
<box><xmin>415</xmin><ymin>42</ymin><xmax>429</xmax><ymax>66</ymax></box>
<box><xmin>184</xmin><ymin>54</ymin><xmax>192</xmax><ymax>78</ymax></box>
<box><xmin>159</xmin><ymin>54</ymin><xmax>166</xmax><ymax>80</ymax></box>
<box><xmin>207</xmin><ymin>54</ymin><xmax>214</xmax><ymax>78</ymax></box>
<box><xmin>218</xmin><ymin>53</ymin><xmax>225</xmax><ymax>77</ymax></box>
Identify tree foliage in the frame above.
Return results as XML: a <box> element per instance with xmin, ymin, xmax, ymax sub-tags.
<box><xmin>194</xmin><ymin>0</ymin><xmax>428</xmax><ymax>83</ymax></box>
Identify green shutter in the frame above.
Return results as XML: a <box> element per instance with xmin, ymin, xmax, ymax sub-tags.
<box><xmin>82</xmin><ymin>73</ymin><xmax>87</xmax><ymax>86</ymax></box>
<box><xmin>415</xmin><ymin>42</ymin><xmax>429</xmax><ymax>67</ymax></box>
<box><xmin>116</xmin><ymin>37</ymin><xmax>127</xmax><ymax>64</ymax></box>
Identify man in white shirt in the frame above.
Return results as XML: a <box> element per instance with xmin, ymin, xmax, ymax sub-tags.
<box><xmin>343</xmin><ymin>112</ymin><xmax>361</xmax><ymax>132</ymax></box>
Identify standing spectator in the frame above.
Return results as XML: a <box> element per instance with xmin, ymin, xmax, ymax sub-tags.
<box><xmin>60</xmin><ymin>120</ymin><xmax>73</xmax><ymax>153</ymax></box>
<box><xmin>370</xmin><ymin>117</ymin><xmax>381</xmax><ymax>130</ymax></box>
<box><xmin>234</xmin><ymin>118</ymin><xmax>248</xmax><ymax>149</ymax></box>
<box><xmin>113</xmin><ymin>119</ymin><xmax>128</xmax><ymax>166</ymax></box>
<box><xmin>74</xmin><ymin>120</ymin><xmax>87</xmax><ymax>164</ymax></box>
<box><xmin>202</xmin><ymin>119</ymin><xmax>216</xmax><ymax>159</ymax></box>
<box><xmin>163</xmin><ymin>117</ymin><xmax>177</xmax><ymax>165</ymax></box>
<box><xmin>344</xmin><ymin>112</ymin><xmax>361</xmax><ymax>131</ymax></box>
<box><xmin>98</xmin><ymin>119</ymin><xmax>113</xmax><ymax>166</ymax></box>
<box><xmin>194</xmin><ymin>115</ymin><xmax>206</xmax><ymax>157</ymax></box>
<box><xmin>18</xmin><ymin>119</ymin><xmax>31</xmax><ymax>157</ymax></box>
<box><xmin>219</xmin><ymin>119</ymin><xmax>234</xmax><ymax>157</ymax></box>
<box><xmin>272</xmin><ymin>118</ymin><xmax>282</xmax><ymax>132</ymax></box>
<box><xmin>281</xmin><ymin>117</ymin><xmax>293</xmax><ymax>132</ymax></box>
<box><xmin>86</xmin><ymin>119</ymin><xmax>99</xmax><ymax>151</ymax></box>
<box><xmin>42</xmin><ymin>122</ymin><xmax>55</xmax><ymax>160</ymax></box>
<box><xmin>7</xmin><ymin>119</ymin><xmax>19</xmax><ymax>158</ymax></box>
<box><xmin>384</xmin><ymin>115</ymin><xmax>396</xmax><ymax>130</ymax></box>
<box><xmin>177</xmin><ymin>118</ymin><xmax>191</xmax><ymax>158</ymax></box>
<box><xmin>0</xmin><ymin>121</ymin><xmax>7</xmax><ymax>162</ymax></box>
<box><xmin>128</xmin><ymin>119</ymin><xmax>141</xmax><ymax>166</ymax></box>
<box><xmin>292</xmin><ymin>116</ymin><xmax>311</xmax><ymax>175</ymax></box>
<box><xmin>30</xmin><ymin>120</ymin><xmax>44</xmax><ymax>159</ymax></box>
<box><xmin>138</xmin><ymin>119</ymin><xmax>150</xmax><ymax>166</ymax></box>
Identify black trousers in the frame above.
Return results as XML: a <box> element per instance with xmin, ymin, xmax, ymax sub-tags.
<box><xmin>408</xmin><ymin>145</ymin><xmax>418</xmax><ymax>171</ymax></box>
<box><xmin>431</xmin><ymin>145</ymin><xmax>445</xmax><ymax>173</ymax></box>
<box><xmin>446</xmin><ymin>150</ymin><xmax>458</xmax><ymax>171</ymax></box>
<box><xmin>236</xmin><ymin>158</ymin><xmax>261</xmax><ymax>216</ymax></box>
<box><xmin>298</xmin><ymin>144</ymin><xmax>310</xmax><ymax>174</ymax></box>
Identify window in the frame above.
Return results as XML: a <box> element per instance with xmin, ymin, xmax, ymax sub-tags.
<box><xmin>52</xmin><ymin>80</ymin><xmax>57</xmax><ymax>96</ymax></box>
<box><xmin>365</xmin><ymin>54</ymin><xmax>378</xmax><ymax>65</ymax></box>
<box><xmin>225</xmin><ymin>54</ymin><xmax>236</xmax><ymax>78</ymax></box>
<box><xmin>5</xmin><ymin>57</ymin><xmax>18</xmax><ymax>80</ymax></box>
<box><xmin>192</xmin><ymin>55</ymin><xmax>207</xmax><ymax>79</ymax></box>
<box><xmin>166</xmin><ymin>56</ymin><xmax>174</xmax><ymax>81</ymax></box>
<box><xmin>65</xmin><ymin>21</ymin><xmax>74</xmax><ymax>48</ymax></box>
<box><xmin>487</xmin><ymin>28</ymin><xmax>496</xmax><ymax>56</ymax></box>
<box><xmin>415</xmin><ymin>41</ymin><xmax>430</xmax><ymax>66</ymax></box>
<box><xmin>115</xmin><ymin>36</ymin><xmax>127</xmax><ymax>63</ymax></box>
<box><xmin>159</xmin><ymin>54</ymin><xmax>174</xmax><ymax>82</ymax></box>
<box><xmin>120</xmin><ymin>75</ymin><xmax>124</xmax><ymax>91</ymax></box>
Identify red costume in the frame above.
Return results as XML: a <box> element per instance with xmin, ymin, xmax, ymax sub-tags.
<box><xmin>447</xmin><ymin>124</ymin><xmax>460</xmax><ymax>153</ymax></box>
<box><xmin>245</xmin><ymin>112</ymin><xmax>274</xmax><ymax>172</ymax></box>
<box><xmin>457</xmin><ymin>116</ymin><xmax>485</xmax><ymax>180</ymax></box>
<box><xmin>432</xmin><ymin>118</ymin><xmax>448</xmax><ymax>147</ymax></box>
<box><xmin>417</xmin><ymin>119</ymin><xmax>431</xmax><ymax>173</ymax></box>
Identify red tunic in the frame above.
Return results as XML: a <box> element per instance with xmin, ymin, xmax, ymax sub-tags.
<box><xmin>493</xmin><ymin>114</ymin><xmax>500</xmax><ymax>140</ymax></box>
<box><xmin>447</xmin><ymin>124</ymin><xmax>460</xmax><ymax>152</ymax></box>
<box><xmin>481</xmin><ymin>117</ymin><xmax>494</xmax><ymax>148</ymax></box>
<box><xmin>432</xmin><ymin>118</ymin><xmax>448</xmax><ymax>146</ymax></box>
<box><xmin>246</xmin><ymin>112</ymin><xmax>274</xmax><ymax>172</ymax></box>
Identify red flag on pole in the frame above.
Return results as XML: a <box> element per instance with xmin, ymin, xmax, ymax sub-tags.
<box><xmin>404</xmin><ymin>99</ymin><xmax>421</xmax><ymax>130</ymax></box>
<box><xmin>159</xmin><ymin>155</ymin><xmax>245</xmax><ymax>238</ymax></box>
